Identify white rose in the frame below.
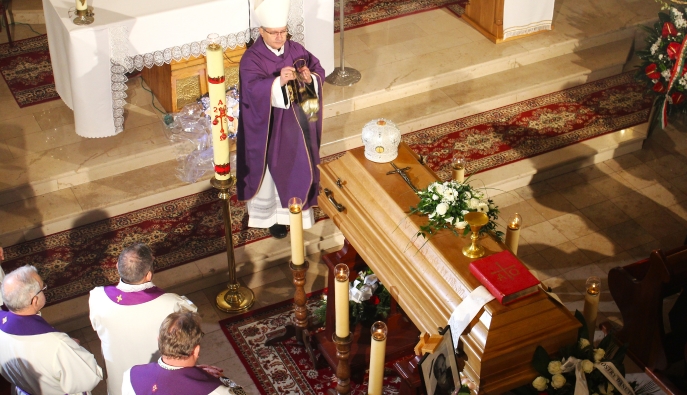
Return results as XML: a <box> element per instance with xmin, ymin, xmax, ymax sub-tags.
<box><xmin>579</xmin><ymin>338</ymin><xmax>590</xmax><ymax>349</ymax></box>
<box><xmin>581</xmin><ymin>359</ymin><xmax>594</xmax><ymax>373</ymax></box>
<box><xmin>432</xmin><ymin>194</ymin><xmax>439</xmax><ymax>200</ymax></box>
<box><xmin>435</xmin><ymin>184</ymin><xmax>445</xmax><ymax>194</ymax></box>
<box><xmin>593</xmin><ymin>348</ymin><xmax>605</xmax><ymax>362</ymax></box>
<box><xmin>469</xmin><ymin>198</ymin><xmax>480</xmax><ymax>209</ymax></box>
<box><xmin>436</xmin><ymin>203</ymin><xmax>449</xmax><ymax>216</ymax></box>
<box><xmin>464</xmin><ymin>191</ymin><xmax>472</xmax><ymax>199</ymax></box>
<box><xmin>532</xmin><ymin>376</ymin><xmax>549</xmax><ymax>391</ymax></box>
<box><xmin>445</xmin><ymin>217</ymin><xmax>454</xmax><ymax>224</ymax></box>
<box><xmin>548</xmin><ymin>361</ymin><xmax>563</xmax><ymax>375</ymax></box>
<box><xmin>551</xmin><ymin>374</ymin><xmax>566</xmax><ymax>389</ymax></box>
<box><xmin>455</xmin><ymin>220</ymin><xmax>468</xmax><ymax>229</ymax></box>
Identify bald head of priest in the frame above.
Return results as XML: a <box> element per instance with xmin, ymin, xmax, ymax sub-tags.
<box><xmin>0</xmin><ymin>266</ymin><xmax>103</xmax><ymax>395</ymax></box>
<box><xmin>89</xmin><ymin>243</ymin><xmax>197</xmax><ymax>395</ymax></box>
<box><xmin>121</xmin><ymin>311</ymin><xmax>242</xmax><ymax>395</ymax></box>
<box><xmin>236</xmin><ymin>0</ymin><xmax>325</xmax><ymax>240</ymax></box>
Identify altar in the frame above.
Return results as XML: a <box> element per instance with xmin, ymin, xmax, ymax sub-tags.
<box><xmin>316</xmin><ymin>143</ymin><xmax>580</xmax><ymax>394</ymax></box>
<box><xmin>43</xmin><ymin>0</ymin><xmax>334</xmax><ymax>138</ymax></box>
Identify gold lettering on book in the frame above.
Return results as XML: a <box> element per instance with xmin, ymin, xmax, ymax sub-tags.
<box><xmin>490</xmin><ymin>262</ymin><xmax>520</xmax><ymax>281</ymax></box>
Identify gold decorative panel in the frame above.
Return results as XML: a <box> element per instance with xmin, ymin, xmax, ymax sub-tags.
<box><xmin>176</xmin><ymin>75</ymin><xmax>202</xmax><ymax>110</ymax></box>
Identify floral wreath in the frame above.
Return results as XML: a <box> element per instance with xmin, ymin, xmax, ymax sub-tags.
<box><xmin>636</xmin><ymin>6</ymin><xmax>687</xmax><ymax>128</ymax></box>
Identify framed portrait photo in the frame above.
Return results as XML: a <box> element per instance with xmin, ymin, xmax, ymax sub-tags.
<box><xmin>419</xmin><ymin>326</ymin><xmax>461</xmax><ymax>395</ymax></box>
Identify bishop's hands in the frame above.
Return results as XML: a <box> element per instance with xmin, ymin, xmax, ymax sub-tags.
<box><xmin>279</xmin><ymin>65</ymin><xmax>313</xmax><ymax>86</ymax></box>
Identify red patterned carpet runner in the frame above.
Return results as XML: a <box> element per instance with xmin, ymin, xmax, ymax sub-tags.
<box><xmin>334</xmin><ymin>0</ymin><xmax>467</xmax><ymax>32</ymax></box>
<box><xmin>1</xmin><ymin>71</ymin><xmax>652</xmax><ymax>306</ymax></box>
<box><xmin>0</xmin><ymin>35</ymin><xmax>59</xmax><ymax>108</ymax></box>
<box><xmin>220</xmin><ymin>291</ymin><xmax>404</xmax><ymax>395</ymax></box>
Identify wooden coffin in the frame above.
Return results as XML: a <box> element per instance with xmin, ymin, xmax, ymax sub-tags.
<box><xmin>317</xmin><ymin>142</ymin><xmax>580</xmax><ymax>394</ymax></box>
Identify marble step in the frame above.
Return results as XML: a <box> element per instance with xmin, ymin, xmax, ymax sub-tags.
<box><xmin>321</xmin><ymin>14</ymin><xmax>645</xmax><ymax>120</ymax></box>
<box><xmin>320</xmin><ymin>37</ymin><xmax>634</xmax><ymax>156</ymax></box>
<box><xmin>0</xmin><ymin>37</ymin><xmax>635</xmax><ymax>247</ymax></box>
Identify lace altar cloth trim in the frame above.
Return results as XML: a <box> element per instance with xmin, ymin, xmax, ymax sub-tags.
<box><xmin>108</xmin><ymin>0</ymin><xmax>305</xmax><ymax>134</ymax></box>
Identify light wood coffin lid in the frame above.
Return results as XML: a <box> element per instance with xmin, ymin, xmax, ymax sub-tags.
<box><xmin>317</xmin><ymin>142</ymin><xmax>580</xmax><ymax>394</ymax></box>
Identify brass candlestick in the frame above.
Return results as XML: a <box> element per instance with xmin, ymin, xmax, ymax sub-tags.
<box><xmin>72</xmin><ymin>7</ymin><xmax>94</xmax><ymax>25</ymax></box>
<box><xmin>462</xmin><ymin>212</ymin><xmax>489</xmax><ymax>258</ymax></box>
<box><xmin>328</xmin><ymin>333</ymin><xmax>353</xmax><ymax>395</ymax></box>
<box><xmin>213</xmin><ymin>176</ymin><xmax>255</xmax><ymax>313</ymax></box>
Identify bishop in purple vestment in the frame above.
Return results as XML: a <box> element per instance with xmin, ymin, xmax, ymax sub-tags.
<box><xmin>236</xmin><ymin>0</ymin><xmax>325</xmax><ymax>237</ymax></box>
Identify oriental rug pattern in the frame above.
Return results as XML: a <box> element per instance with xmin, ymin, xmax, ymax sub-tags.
<box><xmin>1</xmin><ymin>71</ymin><xmax>652</xmax><ymax>305</ymax></box>
<box><xmin>0</xmin><ymin>35</ymin><xmax>59</xmax><ymax>107</ymax></box>
<box><xmin>220</xmin><ymin>291</ymin><xmax>403</xmax><ymax>395</ymax></box>
<box><xmin>334</xmin><ymin>0</ymin><xmax>468</xmax><ymax>32</ymax></box>
<box><xmin>405</xmin><ymin>71</ymin><xmax>653</xmax><ymax>182</ymax></box>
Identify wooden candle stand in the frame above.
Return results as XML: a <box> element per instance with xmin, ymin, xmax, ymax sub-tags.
<box><xmin>328</xmin><ymin>333</ymin><xmax>353</xmax><ymax>395</ymax></box>
<box><xmin>265</xmin><ymin>261</ymin><xmax>317</xmax><ymax>367</ymax></box>
<box><xmin>314</xmin><ymin>241</ymin><xmax>420</xmax><ymax>376</ymax></box>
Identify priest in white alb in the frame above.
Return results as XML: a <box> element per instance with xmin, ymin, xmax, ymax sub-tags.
<box><xmin>0</xmin><ymin>265</ymin><xmax>103</xmax><ymax>394</ymax></box>
<box><xmin>89</xmin><ymin>243</ymin><xmax>197</xmax><ymax>395</ymax></box>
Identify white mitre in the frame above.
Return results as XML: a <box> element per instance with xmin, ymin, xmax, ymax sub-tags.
<box><xmin>255</xmin><ymin>0</ymin><xmax>290</xmax><ymax>28</ymax></box>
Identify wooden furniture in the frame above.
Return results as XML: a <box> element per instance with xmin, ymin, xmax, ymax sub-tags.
<box><xmin>1</xmin><ymin>0</ymin><xmax>12</xmax><ymax>47</ymax></box>
<box><xmin>607</xmin><ymin>246</ymin><xmax>687</xmax><ymax>394</ymax></box>
<box><xmin>314</xmin><ymin>240</ymin><xmax>421</xmax><ymax>374</ymax></box>
<box><xmin>462</xmin><ymin>0</ymin><xmax>553</xmax><ymax>43</ymax></box>
<box><xmin>316</xmin><ymin>142</ymin><xmax>580</xmax><ymax>394</ymax></box>
<box><xmin>141</xmin><ymin>45</ymin><xmax>245</xmax><ymax>113</ymax></box>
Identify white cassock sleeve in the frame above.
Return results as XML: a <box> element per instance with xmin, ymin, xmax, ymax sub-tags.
<box><xmin>121</xmin><ymin>369</ymin><xmax>134</xmax><ymax>395</ymax></box>
<box><xmin>51</xmin><ymin>333</ymin><xmax>103</xmax><ymax>394</ymax></box>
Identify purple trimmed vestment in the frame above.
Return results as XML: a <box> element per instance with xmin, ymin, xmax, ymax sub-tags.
<box><xmin>128</xmin><ymin>364</ymin><xmax>222</xmax><ymax>395</ymax></box>
<box><xmin>236</xmin><ymin>37</ymin><xmax>325</xmax><ymax>209</ymax></box>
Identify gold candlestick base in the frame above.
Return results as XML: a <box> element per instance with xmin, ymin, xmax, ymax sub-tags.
<box><xmin>462</xmin><ymin>212</ymin><xmax>489</xmax><ymax>259</ymax></box>
<box><xmin>211</xmin><ymin>176</ymin><xmax>255</xmax><ymax>313</ymax></box>
<box><xmin>73</xmin><ymin>8</ymin><xmax>94</xmax><ymax>25</ymax></box>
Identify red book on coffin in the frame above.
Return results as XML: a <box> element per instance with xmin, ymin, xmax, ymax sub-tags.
<box><xmin>469</xmin><ymin>250</ymin><xmax>540</xmax><ymax>305</ymax></box>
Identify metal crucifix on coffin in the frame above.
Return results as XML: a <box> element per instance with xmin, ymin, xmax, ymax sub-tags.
<box><xmin>386</xmin><ymin>162</ymin><xmax>419</xmax><ymax>193</ymax></box>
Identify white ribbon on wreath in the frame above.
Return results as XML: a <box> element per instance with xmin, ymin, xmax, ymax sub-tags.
<box><xmin>560</xmin><ymin>357</ymin><xmax>635</xmax><ymax>395</ymax></box>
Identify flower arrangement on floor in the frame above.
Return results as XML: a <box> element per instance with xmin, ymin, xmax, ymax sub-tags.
<box><xmin>313</xmin><ymin>267</ymin><xmax>391</xmax><ymax>327</ymax></box>
<box><xmin>636</xmin><ymin>5</ymin><xmax>687</xmax><ymax>128</ymax></box>
<box><xmin>409</xmin><ymin>179</ymin><xmax>503</xmax><ymax>241</ymax></box>
<box><xmin>516</xmin><ymin>312</ymin><xmax>658</xmax><ymax>395</ymax></box>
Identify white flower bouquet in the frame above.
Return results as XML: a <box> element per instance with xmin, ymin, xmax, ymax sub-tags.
<box><xmin>409</xmin><ymin>180</ymin><xmax>503</xmax><ymax>241</ymax></box>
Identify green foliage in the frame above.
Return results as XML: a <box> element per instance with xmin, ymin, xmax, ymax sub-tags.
<box><xmin>409</xmin><ymin>178</ymin><xmax>504</xmax><ymax>241</ymax></box>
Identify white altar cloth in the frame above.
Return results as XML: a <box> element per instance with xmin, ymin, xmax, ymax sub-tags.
<box><xmin>503</xmin><ymin>0</ymin><xmax>555</xmax><ymax>40</ymax></box>
<box><xmin>43</xmin><ymin>0</ymin><xmax>315</xmax><ymax>138</ymax></box>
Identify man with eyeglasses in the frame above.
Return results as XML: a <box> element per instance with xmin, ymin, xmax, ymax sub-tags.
<box><xmin>122</xmin><ymin>311</ymin><xmax>244</xmax><ymax>395</ymax></box>
<box><xmin>89</xmin><ymin>243</ymin><xmax>197</xmax><ymax>395</ymax></box>
<box><xmin>0</xmin><ymin>265</ymin><xmax>103</xmax><ymax>394</ymax></box>
<box><xmin>236</xmin><ymin>0</ymin><xmax>325</xmax><ymax>239</ymax></box>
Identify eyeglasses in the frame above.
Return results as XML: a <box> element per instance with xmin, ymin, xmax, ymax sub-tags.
<box><xmin>263</xmin><ymin>29</ymin><xmax>288</xmax><ymax>37</ymax></box>
<box><xmin>33</xmin><ymin>284</ymin><xmax>47</xmax><ymax>299</ymax></box>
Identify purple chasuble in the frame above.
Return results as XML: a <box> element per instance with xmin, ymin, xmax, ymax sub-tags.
<box><xmin>103</xmin><ymin>285</ymin><xmax>166</xmax><ymax>305</ymax></box>
<box><xmin>130</xmin><ymin>363</ymin><xmax>221</xmax><ymax>395</ymax></box>
<box><xmin>0</xmin><ymin>310</ymin><xmax>58</xmax><ymax>336</ymax></box>
<box><xmin>236</xmin><ymin>37</ymin><xmax>325</xmax><ymax>209</ymax></box>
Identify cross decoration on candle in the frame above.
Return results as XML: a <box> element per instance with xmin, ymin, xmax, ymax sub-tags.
<box><xmin>206</xmin><ymin>33</ymin><xmax>231</xmax><ymax>181</ymax></box>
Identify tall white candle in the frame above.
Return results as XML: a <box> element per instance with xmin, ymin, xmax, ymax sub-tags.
<box><xmin>368</xmin><ymin>321</ymin><xmax>388</xmax><ymax>395</ymax></box>
<box><xmin>334</xmin><ymin>264</ymin><xmax>350</xmax><ymax>338</ymax></box>
<box><xmin>75</xmin><ymin>0</ymin><xmax>87</xmax><ymax>11</ymax></box>
<box><xmin>289</xmin><ymin>197</ymin><xmax>304</xmax><ymax>265</ymax></box>
<box><xmin>505</xmin><ymin>213</ymin><xmax>522</xmax><ymax>255</ymax></box>
<box><xmin>582</xmin><ymin>277</ymin><xmax>600</xmax><ymax>339</ymax></box>
<box><xmin>206</xmin><ymin>33</ymin><xmax>230</xmax><ymax>181</ymax></box>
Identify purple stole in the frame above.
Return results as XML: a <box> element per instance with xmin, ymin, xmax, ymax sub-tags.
<box><xmin>103</xmin><ymin>285</ymin><xmax>165</xmax><ymax>305</ymax></box>
<box><xmin>0</xmin><ymin>310</ymin><xmax>58</xmax><ymax>336</ymax></box>
<box><xmin>130</xmin><ymin>363</ymin><xmax>221</xmax><ymax>395</ymax></box>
